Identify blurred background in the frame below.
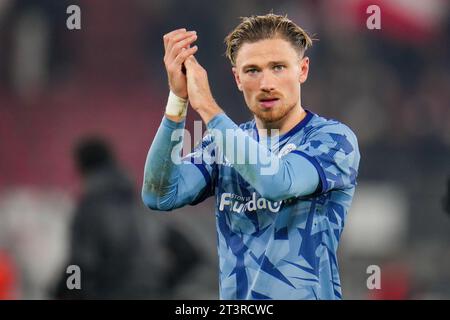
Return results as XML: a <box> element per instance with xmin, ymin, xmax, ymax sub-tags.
<box><xmin>0</xmin><ymin>0</ymin><xmax>449</xmax><ymax>299</ymax></box>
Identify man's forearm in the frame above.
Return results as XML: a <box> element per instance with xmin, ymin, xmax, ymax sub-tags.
<box><xmin>206</xmin><ymin>113</ymin><xmax>319</xmax><ymax>201</ymax></box>
<box><xmin>141</xmin><ymin>116</ymin><xmax>186</xmax><ymax>210</ymax></box>
<box><xmin>194</xmin><ymin>98</ymin><xmax>224</xmax><ymax>125</ymax></box>
<box><xmin>142</xmin><ymin>115</ymin><xmax>213</xmax><ymax>210</ymax></box>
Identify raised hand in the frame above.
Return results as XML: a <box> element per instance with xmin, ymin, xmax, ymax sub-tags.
<box><xmin>163</xmin><ymin>28</ymin><xmax>198</xmax><ymax>99</ymax></box>
<box><xmin>184</xmin><ymin>55</ymin><xmax>212</xmax><ymax>110</ymax></box>
<box><xmin>184</xmin><ymin>55</ymin><xmax>223</xmax><ymax>123</ymax></box>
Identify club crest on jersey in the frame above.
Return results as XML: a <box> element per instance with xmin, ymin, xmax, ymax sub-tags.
<box><xmin>219</xmin><ymin>192</ymin><xmax>282</xmax><ymax>213</ymax></box>
<box><xmin>278</xmin><ymin>143</ymin><xmax>297</xmax><ymax>157</ymax></box>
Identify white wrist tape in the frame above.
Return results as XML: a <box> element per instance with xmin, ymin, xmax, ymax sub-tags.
<box><xmin>165</xmin><ymin>91</ymin><xmax>188</xmax><ymax>117</ymax></box>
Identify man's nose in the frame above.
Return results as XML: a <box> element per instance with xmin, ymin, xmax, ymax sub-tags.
<box><xmin>259</xmin><ymin>71</ymin><xmax>276</xmax><ymax>92</ymax></box>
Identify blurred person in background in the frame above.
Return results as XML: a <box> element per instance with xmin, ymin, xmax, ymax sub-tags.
<box><xmin>0</xmin><ymin>0</ymin><xmax>71</xmax><ymax>97</ymax></box>
<box><xmin>53</xmin><ymin>137</ymin><xmax>202</xmax><ymax>299</ymax></box>
<box><xmin>142</xmin><ymin>14</ymin><xmax>360</xmax><ymax>300</ymax></box>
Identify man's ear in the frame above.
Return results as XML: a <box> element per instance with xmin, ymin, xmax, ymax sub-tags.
<box><xmin>232</xmin><ymin>67</ymin><xmax>243</xmax><ymax>91</ymax></box>
<box><xmin>299</xmin><ymin>56</ymin><xmax>310</xmax><ymax>84</ymax></box>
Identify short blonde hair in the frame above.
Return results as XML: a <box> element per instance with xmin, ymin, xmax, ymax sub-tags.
<box><xmin>224</xmin><ymin>13</ymin><xmax>313</xmax><ymax>66</ymax></box>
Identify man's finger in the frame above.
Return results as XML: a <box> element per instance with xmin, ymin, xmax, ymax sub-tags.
<box><xmin>172</xmin><ymin>46</ymin><xmax>198</xmax><ymax>69</ymax></box>
<box><xmin>166</xmin><ymin>31</ymin><xmax>196</xmax><ymax>54</ymax></box>
<box><xmin>184</xmin><ymin>55</ymin><xmax>195</xmax><ymax>67</ymax></box>
<box><xmin>184</xmin><ymin>54</ymin><xmax>200</xmax><ymax>69</ymax></box>
<box><xmin>163</xmin><ymin>28</ymin><xmax>186</xmax><ymax>50</ymax></box>
<box><xmin>168</xmin><ymin>34</ymin><xmax>197</xmax><ymax>62</ymax></box>
<box><xmin>163</xmin><ymin>28</ymin><xmax>186</xmax><ymax>49</ymax></box>
<box><xmin>190</xmin><ymin>55</ymin><xmax>199</xmax><ymax>64</ymax></box>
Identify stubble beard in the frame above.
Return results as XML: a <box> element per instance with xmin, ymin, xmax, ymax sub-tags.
<box><xmin>251</xmin><ymin>100</ymin><xmax>298</xmax><ymax>126</ymax></box>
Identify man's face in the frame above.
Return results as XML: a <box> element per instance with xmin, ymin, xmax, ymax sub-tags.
<box><xmin>232</xmin><ymin>37</ymin><xmax>309</xmax><ymax>124</ymax></box>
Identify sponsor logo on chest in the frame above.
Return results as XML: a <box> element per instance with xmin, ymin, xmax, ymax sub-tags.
<box><xmin>219</xmin><ymin>192</ymin><xmax>282</xmax><ymax>213</ymax></box>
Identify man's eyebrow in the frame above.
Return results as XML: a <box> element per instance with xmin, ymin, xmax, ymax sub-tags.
<box><xmin>241</xmin><ymin>64</ymin><xmax>260</xmax><ymax>70</ymax></box>
<box><xmin>268</xmin><ymin>60</ymin><xmax>289</xmax><ymax>66</ymax></box>
<box><xmin>241</xmin><ymin>61</ymin><xmax>289</xmax><ymax>70</ymax></box>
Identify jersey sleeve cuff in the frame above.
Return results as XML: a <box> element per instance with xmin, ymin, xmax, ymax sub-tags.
<box><xmin>162</xmin><ymin>115</ymin><xmax>186</xmax><ymax>129</ymax></box>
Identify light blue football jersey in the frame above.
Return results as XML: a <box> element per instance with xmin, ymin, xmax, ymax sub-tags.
<box><xmin>183</xmin><ymin>110</ymin><xmax>360</xmax><ymax>300</ymax></box>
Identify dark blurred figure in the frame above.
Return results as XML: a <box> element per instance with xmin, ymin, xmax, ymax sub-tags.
<box><xmin>53</xmin><ymin>137</ymin><xmax>202</xmax><ymax>299</ymax></box>
<box><xmin>0</xmin><ymin>0</ymin><xmax>73</xmax><ymax>94</ymax></box>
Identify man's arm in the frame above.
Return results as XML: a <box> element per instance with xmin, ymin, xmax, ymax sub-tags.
<box><xmin>206</xmin><ymin>113</ymin><xmax>320</xmax><ymax>201</ymax></box>
<box><xmin>204</xmin><ymin>111</ymin><xmax>360</xmax><ymax>201</ymax></box>
<box><xmin>141</xmin><ymin>115</ymin><xmax>214</xmax><ymax>211</ymax></box>
<box><xmin>142</xmin><ymin>29</ymin><xmax>214</xmax><ymax>211</ymax></box>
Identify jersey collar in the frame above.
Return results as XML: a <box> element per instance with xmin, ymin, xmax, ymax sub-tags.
<box><xmin>252</xmin><ymin>109</ymin><xmax>314</xmax><ymax>143</ymax></box>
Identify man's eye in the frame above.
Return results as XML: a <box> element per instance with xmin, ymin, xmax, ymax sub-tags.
<box><xmin>245</xmin><ymin>69</ymin><xmax>258</xmax><ymax>74</ymax></box>
<box><xmin>273</xmin><ymin>65</ymin><xmax>285</xmax><ymax>71</ymax></box>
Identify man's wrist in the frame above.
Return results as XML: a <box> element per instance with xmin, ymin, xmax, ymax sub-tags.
<box><xmin>165</xmin><ymin>90</ymin><xmax>188</xmax><ymax>118</ymax></box>
<box><xmin>196</xmin><ymin>99</ymin><xmax>224</xmax><ymax>125</ymax></box>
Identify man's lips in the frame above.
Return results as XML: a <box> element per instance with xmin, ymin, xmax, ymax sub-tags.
<box><xmin>259</xmin><ymin>98</ymin><xmax>279</xmax><ymax>108</ymax></box>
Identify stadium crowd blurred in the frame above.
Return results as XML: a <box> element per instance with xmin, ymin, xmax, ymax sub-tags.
<box><xmin>0</xmin><ymin>0</ymin><xmax>449</xmax><ymax>299</ymax></box>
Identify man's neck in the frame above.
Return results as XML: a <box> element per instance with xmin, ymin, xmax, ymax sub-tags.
<box><xmin>255</xmin><ymin>104</ymin><xmax>307</xmax><ymax>137</ymax></box>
